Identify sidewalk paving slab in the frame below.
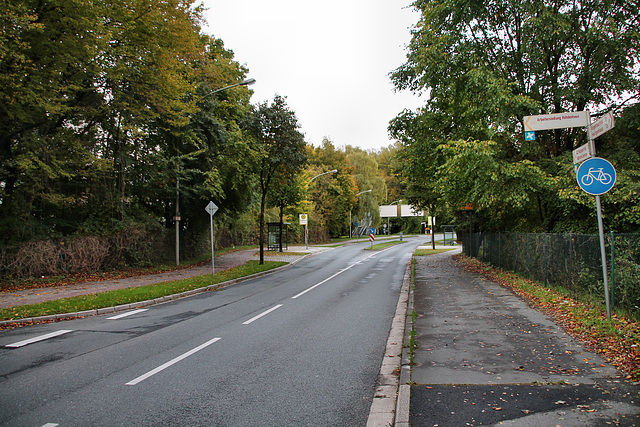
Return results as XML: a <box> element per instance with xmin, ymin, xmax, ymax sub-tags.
<box><xmin>407</xmin><ymin>250</ymin><xmax>640</xmax><ymax>426</ymax></box>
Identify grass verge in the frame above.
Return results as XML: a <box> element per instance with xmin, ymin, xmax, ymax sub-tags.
<box><xmin>414</xmin><ymin>248</ymin><xmax>456</xmax><ymax>256</ymax></box>
<box><xmin>365</xmin><ymin>240</ymin><xmax>407</xmax><ymax>250</ymax></box>
<box><xmin>0</xmin><ymin>260</ymin><xmax>285</xmax><ymax>323</ymax></box>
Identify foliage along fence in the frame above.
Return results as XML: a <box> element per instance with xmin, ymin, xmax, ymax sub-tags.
<box><xmin>463</xmin><ymin>232</ymin><xmax>640</xmax><ymax>319</ymax></box>
<box><xmin>0</xmin><ymin>225</ymin><xmax>173</xmax><ymax>279</ymax></box>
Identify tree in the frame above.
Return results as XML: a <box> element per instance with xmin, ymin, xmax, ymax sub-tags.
<box><xmin>0</xmin><ymin>0</ymin><xmax>207</xmax><ymax>245</ymax></box>
<box><xmin>0</xmin><ymin>1</ymin><xmax>263</xmax><ymax>258</ymax></box>
<box><xmin>346</xmin><ymin>147</ymin><xmax>387</xmax><ymax>232</ymax></box>
<box><xmin>244</xmin><ymin>95</ymin><xmax>307</xmax><ymax>263</ymax></box>
<box><xmin>307</xmin><ymin>139</ymin><xmax>356</xmax><ymax>239</ymax></box>
<box><xmin>391</xmin><ymin>0</ymin><xmax>640</xmax><ymax>232</ymax></box>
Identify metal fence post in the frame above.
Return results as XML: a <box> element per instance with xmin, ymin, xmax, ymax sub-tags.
<box><xmin>526</xmin><ymin>233</ymin><xmax>530</xmax><ymax>279</ymax></box>
<box><xmin>544</xmin><ymin>233</ymin><xmax>548</xmax><ymax>286</ymax></box>
<box><xmin>498</xmin><ymin>232</ymin><xmax>501</xmax><ymax>269</ymax></box>
<box><xmin>513</xmin><ymin>233</ymin><xmax>517</xmax><ymax>273</ymax></box>
<box><xmin>610</xmin><ymin>231</ymin><xmax>615</xmax><ymax>311</ymax></box>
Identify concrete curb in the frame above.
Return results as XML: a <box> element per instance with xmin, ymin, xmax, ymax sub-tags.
<box><xmin>0</xmin><ymin>256</ymin><xmax>307</xmax><ymax>328</ymax></box>
<box><xmin>366</xmin><ymin>255</ymin><xmax>413</xmax><ymax>426</ymax></box>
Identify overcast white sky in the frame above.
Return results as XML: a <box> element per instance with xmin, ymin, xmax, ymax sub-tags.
<box><xmin>201</xmin><ymin>1</ymin><xmax>423</xmax><ymax>151</ymax></box>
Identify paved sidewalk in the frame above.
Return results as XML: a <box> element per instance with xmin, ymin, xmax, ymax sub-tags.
<box><xmin>0</xmin><ymin>245</ymin><xmax>329</xmax><ymax>309</ymax></box>
<box><xmin>407</xmin><ymin>250</ymin><xmax>640</xmax><ymax>426</ymax></box>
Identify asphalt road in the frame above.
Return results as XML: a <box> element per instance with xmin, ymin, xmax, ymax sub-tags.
<box><xmin>0</xmin><ymin>238</ymin><xmax>421</xmax><ymax>426</ymax></box>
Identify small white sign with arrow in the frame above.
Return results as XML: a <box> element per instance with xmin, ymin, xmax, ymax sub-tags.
<box><xmin>589</xmin><ymin>112</ymin><xmax>615</xmax><ymax>140</ymax></box>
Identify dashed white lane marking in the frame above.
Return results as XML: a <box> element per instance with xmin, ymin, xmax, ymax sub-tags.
<box><xmin>242</xmin><ymin>305</ymin><xmax>283</xmax><ymax>325</ymax></box>
<box><xmin>5</xmin><ymin>330</ymin><xmax>73</xmax><ymax>348</ymax></box>
<box><xmin>291</xmin><ymin>249</ymin><xmax>386</xmax><ymax>299</ymax></box>
<box><xmin>126</xmin><ymin>337</ymin><xmax>222</xmax><ymax>385</ymax></box>
<box><xmin>107</xmin><ymin>309</ymin><xmax>148</xmax><ymax>320</ymax></box>
<box><xmin>41</xmin><ymin>423</ymin><xmax>59</xmax><ymax>427</ymax></box>
<box><xmin>291</xmin><ymin>268</ymin><xmax>352</xmax><ymax>299</ymax></box>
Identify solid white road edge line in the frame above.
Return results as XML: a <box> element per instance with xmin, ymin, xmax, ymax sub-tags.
<box><xmin>125</xmin><ymin>337</ymin><xmax>221</xmax><ymax>386</ymax></box>
<box><xmin>5</xmin><ymin>330</ymin><xmax>73</xmax><ymax>348</ymax></box>
<box><xmin>242</xmin><ymin>304</ymin><xmax>283</xmax><ymax>325</ymax></box>
<box><xmin>107</xmin><ymin>309</ymin><xmax>148</xmax><ymax>320</ymax></box>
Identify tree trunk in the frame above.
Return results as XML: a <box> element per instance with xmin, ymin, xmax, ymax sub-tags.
<box><xmin>259</xmin><ymin>193</ymin><xmax>266</xmax><ymax>264</ymax></box>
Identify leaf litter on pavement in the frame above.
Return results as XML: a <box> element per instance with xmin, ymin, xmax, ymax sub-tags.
<box><xmin>455</xmin><ymin>254</ymin><xmax>640</xmax><ymax>382</ymax></box>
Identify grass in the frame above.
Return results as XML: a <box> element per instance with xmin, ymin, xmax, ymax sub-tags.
<box><xmin>365</xmin><ymin>240</ymin><xmax>407</xmax><ymax>250</ymax></box>
<box><xmin>0</xmin><ymin>260</ymin><xmax>285</xmax><ymax>323</ymax></box>
<box><xmin>260</xmin><ymin>251</ymin><xmax>308</xmax><ymax>256</ymax></box>
<box><xmin>414</xmin><ymin>248</ymin><xmax>456</xmax><ymax>256</ymax></box>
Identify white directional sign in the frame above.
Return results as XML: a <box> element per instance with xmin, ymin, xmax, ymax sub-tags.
<box><xmin>572</xmin><ymin>142</ymin><xmax>594</xmax><ymax>165</ymax></box>
<box><xmin>523</xmin><ymin>111</ymin><xmax>588</xmax><ymax>131</ymax></box>
<box><xmin>589</xmin><ymin>112</ymin><xmax>615</xmax><ymax>140</ymax></box>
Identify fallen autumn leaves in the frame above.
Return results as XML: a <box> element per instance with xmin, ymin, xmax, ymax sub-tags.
<box><xmin>455</xmin><ymin>254</ymin><xmax>640</xmax><ymax>382</ymax></box>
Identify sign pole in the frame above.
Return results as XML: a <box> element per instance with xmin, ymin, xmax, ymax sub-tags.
<box><xmin>299</xmin><ymin>214</ymin><xmax>309</xmax><ymax>249</ymax></box>
<box><xmin>596</xmin><ymin>195</ymin><xmax>611</xmax><ymax>318</ymax></box>
<box><xmin>205</xmin><ymin>201</ymin><xmax>219</xmax><ymax>277</ymax></box>
<box><xmin>210</xmin><ymin>211</ymin><xmax>215</xmax><ymax>276</ymax></box>
<box><xmin>586</xmin><ymin>112</ymin><xmax>612</xmax><ymax>317</ymax></box>
<box><xmin>527</xmin><ymin>110</ymin><xmax>616</xmax><ymax>319</ymax></box>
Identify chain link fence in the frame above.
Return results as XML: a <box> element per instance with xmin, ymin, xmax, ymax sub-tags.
<box><xmin>463</xmin><ymin>232</ymin><xmax>640</xmax><ymax>320</ymax></box>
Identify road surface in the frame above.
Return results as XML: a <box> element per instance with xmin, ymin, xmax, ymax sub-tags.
<box><xmin>0</xmin><ymin>238</ymin><xmax>421</xmax><ymax>426</ymax></box>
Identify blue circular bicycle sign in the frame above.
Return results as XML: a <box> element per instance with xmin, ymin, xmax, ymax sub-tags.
<box><xmin>576</xmin><ymin>157</ymin><xmax>616</xmax><ymax>195</ymax></box>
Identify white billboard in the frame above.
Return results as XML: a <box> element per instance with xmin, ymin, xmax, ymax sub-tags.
<box><xmin>379</xmin><ymin>205</ymin><xmax>424</xmax><ymax>218</ymax></box>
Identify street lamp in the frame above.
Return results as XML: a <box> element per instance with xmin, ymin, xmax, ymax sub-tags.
<box><xmin>305</xmin><ymin>169</ymin><xmax>338</xmax><ymax>249</ymax></box>
<box><xmin>202</xmin><ymin>78</ymin><xmax>256</xmax><ymax>98</ymax></box>
<box><xmin>310</xmin><ymin>169</ymin><xmax>338</xmax><ymax>182</ymax></box>
<box><xmin>350</xmin><ymin>189</ymin><xmax>372</xmax><ymax>239</ymax></box>
<box><xmin>175</xmin><ymin>77</ymin><xmax>256</xmax><ymax>265</ymax></box>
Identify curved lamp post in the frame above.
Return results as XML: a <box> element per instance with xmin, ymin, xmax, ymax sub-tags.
<box><xmin>350</xmin><ymin>189</ymin><xmax>372</xmax><ymax>239</ymax></box>
<box><xmin>203</xmin><ymin>78</ymin><xmax>256</xmax><ymax>97</ymax></box>
<box><xmin>305</xmin><ymin>169</ymin><xmax>338</xmax><ymax>249</ymax></box>
<box><xmin>175</xmin><ymin>77</ymin><xmax>256</xmax><ymax>265</ymax></box>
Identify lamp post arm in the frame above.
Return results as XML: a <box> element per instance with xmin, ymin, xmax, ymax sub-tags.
<box><xmin>310</xmin><ymin>169</ymin><xmax>338</xmax><ymax>182</ymax></box>
<box><xmin>201</xmin><ymin>78</ymin><xmax>256</xmax><ymax>99</ymax></box>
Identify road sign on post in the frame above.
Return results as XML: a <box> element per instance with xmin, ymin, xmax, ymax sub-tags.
<box><xmin>572</xmin><ymin>142</ymin><xmax>594</xmax><ymax>165</ymax></box>
<box><xmin>523</xmin><ymin>111</ymin><xmax>588</xmax><ymax>131</ymax></box>
<box><xmin>577</xmin><ymin>157</ymin><xmax>616</xmax><ymax>319</ymax></box>
<box><xmin>577</xmin><ymin>157</ymin><xmax>616</xmax><ymax>195</ymax></box>
<box><xmin>205</xmin><ymin>201</ymin><xmax>219</xmax><ymax>276</ymax></box>
<box><xmin>589</xmin><ymin>112</ymin><xmax>615</xmax><ymax>140</ymax></box>
<box><xmin>522</xmin><ymin>110</ymin><xmax>616</xmax><ymax>318</ymax></box>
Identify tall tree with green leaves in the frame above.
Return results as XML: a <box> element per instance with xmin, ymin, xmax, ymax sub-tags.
<box><xmin>346</xmin><ymin>147</ymin><xmax>387</xmax><ymax>231</ymax></box>
<box><xmin>391</xmin><ymin>0</ymin><xmax>640</xmax><ymax>232</ymax></box>
<box><xmin>0</xmin><ymin>0</ymin><xmax>207</xmax><ymax>245</ymax></box>
<box><xmin>307</xmin><ymin>139</ymin><xmax>356</xmax><ymax>239</ymax></box>
<box><xmin>244</xmin><ymin>95</ymin><xmax>307</xmax><ymax>263</ymax></box>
